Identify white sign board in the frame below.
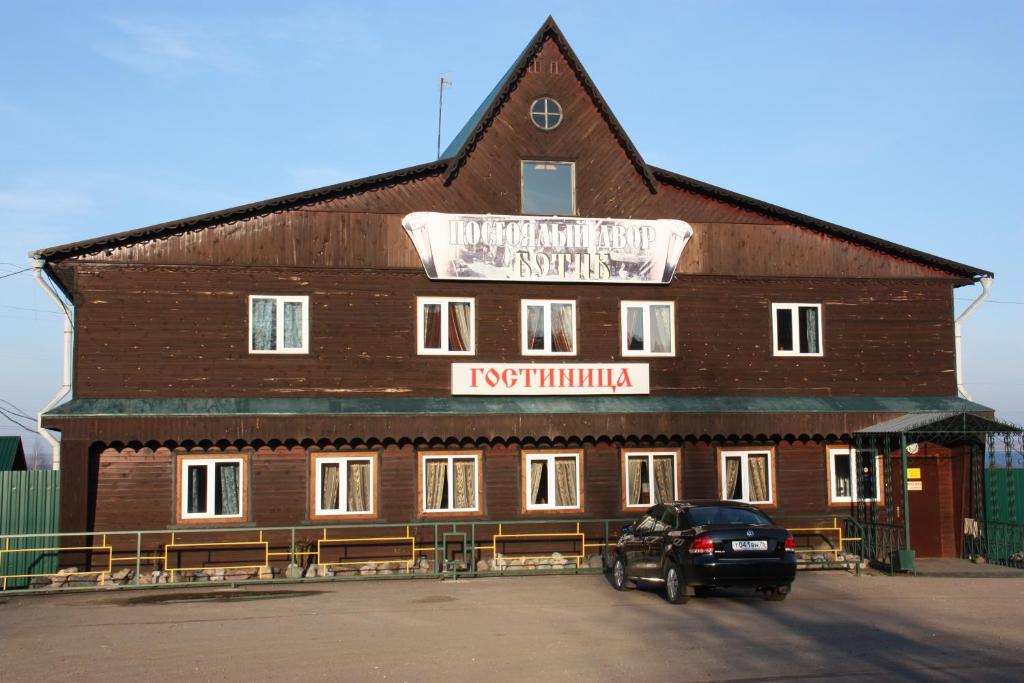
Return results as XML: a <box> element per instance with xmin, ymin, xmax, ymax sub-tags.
<box><xmin>451</xmin><ymin>363</ymin><xmax>649</xmax><ymax>396</ymax></box>
<box><xmin>402</xmin><ymin>212</ymin><xmax>693</xmax><ymax>284</ymax></box>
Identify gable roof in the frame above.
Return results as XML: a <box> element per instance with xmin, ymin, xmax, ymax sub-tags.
<box><xmin>30</xmin><ymin>18</ymin><xmax>993</xmax><ymax>281</ymax></box>
<box><xmin>0</xmin><ymin>436</ymin><xmax>27</xmax><ymax>470</ymax></box>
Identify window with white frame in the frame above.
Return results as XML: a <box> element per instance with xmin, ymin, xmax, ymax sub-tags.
<box><xmin>180</xmin><ymin>457</ymin><xmax>245</xmax><ymax>520</ymax></box>
<box><xmin>720</xmin><ymin>449</ymin><xmax>773</xmax><ymax>504</ymax></box>
<box><xmin>772</xmin><ymin>303</ymin><xmax>823</xmax><ymax>356</ymax></box>
<box><xmin>524</xmin><ymin>451</ymin><xmax>581</xmax><ymax>510</ymax></box>
<box><xmin>521</xmin><ymin>300</ymin><xmax>576</xmax><ymax>355</ymax></box>
<box><xmin>828</xmin><ymin>446</ymin><xmax>881</xmax><ymax>503</ymax></box>
<box><xmin>417</xmin><ymin>297</ymin><xmax>475</xmax><ymax>355</ymax></box>
<box><xmin>621</xmin><ymin>301</ymin><xmax>674</xmax><ymax>356</ymax></box>
<box><xmin>420</xmin><ymin>453</ymin><xmax>480</xmax><ymax>513</ymax></box>
<box><xmin>249</xmin><ymin>295</ymin><xmax>309</xmax><ymax>354</ymax></box>
<box><xmin>314</xmin><ymin>455</ymin><xmax>375</xmax><ymax>516</ymax></box>
<box><xmin>623</xmin><ymin>450</ymin><xmax>679</xmax><ymax>508</ymax></box>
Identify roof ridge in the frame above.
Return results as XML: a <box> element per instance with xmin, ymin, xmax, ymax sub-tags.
<box><xmin>439</xmin><ymin>17</ymin><xmax>657</xmax><ymax>192</ymax></box>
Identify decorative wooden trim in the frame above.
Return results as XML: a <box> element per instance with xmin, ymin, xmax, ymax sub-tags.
<box><xmin>519</xmin><ymin>448</ymin><xmax>585</xmax><ymax>515</ymax></box>
<box><xmin>619</xmin><ymin>447</ymin><xmax>682</xmax><ymax>513</ymax></box>
<box><xmin>715</xmin><ymin>445</ymin><xmax>779</xmax><ymax>510</ymax></box>
<box><xmin>307</xmin><ymin>449</ymin><xmax>381</xmax><ymax>521</ymax></box>
<box><xmin>415</xmin><ymin>449</ymin><xmax>485</xmax><ymax>518</ymax></box>
<box><xmin>173</xmin><ymin>451</ymin><xmax>252</xmax><ymax>525</ymax></box>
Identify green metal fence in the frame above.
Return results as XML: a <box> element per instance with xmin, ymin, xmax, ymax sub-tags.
<box><xmin>0</xmin><ymin>470</ymin><xmax>60</xmax><ymax>588</ymax></box>
<box><xmin>986</xmin><ymin>469</ymin><xmax>1024</xmax><ymax>524</ymax></box>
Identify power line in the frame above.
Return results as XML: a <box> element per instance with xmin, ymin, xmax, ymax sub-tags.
<box><xmin>0</xmin><ymin>399</ymin><xmax>34</xmax><ymax>421</ymax></box>
<box><xmin>955</xmin><ymin>298</ymin><xmax>1024</xmax><ymax>305</ymax></box>
<box><xmin>0</xmin><ymin>407</ymin><xmax>36</xmax><ymax>433</ymax></box>
<box><xmin>0</xmin><ymin>303</ymin><xmax>61</xmax><ymax>315</ymax></box>
<box><xmin>0</xmin><ymin>266</ymin><xmax>30</xmax><ymax>278</ymax></box>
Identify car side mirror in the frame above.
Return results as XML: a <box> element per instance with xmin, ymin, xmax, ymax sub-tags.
<box><xmin>621</xmin><ymin>524</ymin><xmax>634</xmax><ymax>535</ymax></box>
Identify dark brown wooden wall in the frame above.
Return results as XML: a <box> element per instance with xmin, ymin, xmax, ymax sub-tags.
<box><xmin>88</xmin><ymin>440</ymin><xmax>844</xmax><ymax>532</ymax></box>
<box><xmin>61</xmin><ymin>41</ymin><xmax>955</xmax><ymax>282</ymax></box>
<box><xmin>69</xmin><ymin>265</ymin><xmax>957</xmax><ymax>398</ymax></box>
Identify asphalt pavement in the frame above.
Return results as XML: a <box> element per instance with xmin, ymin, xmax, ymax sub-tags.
<box><xmin>2</xmin><ymin>570</ymin><xmax>1023</xmax><ymax>682</ymax></box>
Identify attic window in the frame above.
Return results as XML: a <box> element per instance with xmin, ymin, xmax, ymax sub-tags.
<box><xmin>530</xmin><ymin>97</ymin><xmax>562</xmax><ymax>130</ymax></box>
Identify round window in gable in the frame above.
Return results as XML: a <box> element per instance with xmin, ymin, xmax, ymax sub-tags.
<box><xmin>530</xmin><ymin>97</ymin><xmax>563</xmax><ymax>130</ymax></box>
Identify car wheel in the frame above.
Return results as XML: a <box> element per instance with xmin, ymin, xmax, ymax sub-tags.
<box><xmin>765</xmin><ymin>584</ymin><xmax>791</xmax><ymax>601</ymax></box>
<box><xmin>664</xmin><ymin>563</ymin><xmax>689</xmax><ymax>604</ymax></box>
<box><xmin>694</xmin><ymin>585</ymin><xmax>713</xmax><ymax>598</ymax></box>
<box><xmin>611</xmin><ymin>556</ymin><xmax>633</xmax><ymax>591</ymax></box>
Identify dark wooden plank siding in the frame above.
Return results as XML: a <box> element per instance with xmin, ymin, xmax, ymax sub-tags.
<box><xmin>68</xmin><ymin>267</ymin><xmax>956</xmax><ymax>399</ymax></box>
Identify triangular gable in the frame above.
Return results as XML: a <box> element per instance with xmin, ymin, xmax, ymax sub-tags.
<box><xmin>440</xmin><ymin>16</ymin><xmax>657</xmax><ymax>192</ymax></box>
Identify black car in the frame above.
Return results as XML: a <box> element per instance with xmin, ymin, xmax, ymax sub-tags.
<box><xmin>609</xmin><ymin>501</ymin><xmax>796</xmax><ymax>603</ymax></box>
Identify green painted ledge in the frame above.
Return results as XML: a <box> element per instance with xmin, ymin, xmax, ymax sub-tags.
<box><xmin>43</xmin><ymin>396</ymin><xmax>992</xmax><ymax>418</ymax></box>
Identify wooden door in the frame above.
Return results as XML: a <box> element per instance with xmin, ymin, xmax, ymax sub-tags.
<box><xmin>908</xmin><ymin>458</ymin><xmax>943</xmax><ymax>557</ymax></box>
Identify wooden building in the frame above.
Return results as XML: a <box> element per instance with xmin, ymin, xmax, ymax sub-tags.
<box><xmin>33</xmin><ymin>18</ymin><xmax>997</xmax><ymax>562</ymax></box>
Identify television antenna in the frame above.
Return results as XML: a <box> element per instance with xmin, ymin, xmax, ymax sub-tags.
<box><xmin>437</xmin><ymin>74</ymin><xmax>452</xmax><ymax>159</ymax></box>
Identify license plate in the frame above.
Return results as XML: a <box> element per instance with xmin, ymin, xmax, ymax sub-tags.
<box><xmin>731</xmin><ymin>540</ymin><xmax>767</xmax><ymax>551</ymax></box>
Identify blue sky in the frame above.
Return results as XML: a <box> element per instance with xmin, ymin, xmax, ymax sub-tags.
<box><xmin>1</xmin><ymin>1</ymin><xmax>1021</xmax><ymax>464</ymax></box>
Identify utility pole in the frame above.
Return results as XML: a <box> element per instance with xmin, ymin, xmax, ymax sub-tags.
<box><xmin>437</xmin><ymin>74</ymin><xmax>452</xmax><ymax>159</ymax></box>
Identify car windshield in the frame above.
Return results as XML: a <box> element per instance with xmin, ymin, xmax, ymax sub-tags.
<box><xmin>686</xmin><ymin>506</ymin><xmax>771</xmax><ymax>527</ymax></box>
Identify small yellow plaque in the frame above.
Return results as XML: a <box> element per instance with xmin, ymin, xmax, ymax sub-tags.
<box><xmin>907</xmin><ymin>467</ymin><xmax>921</xmax><ymax>480</ymax></box>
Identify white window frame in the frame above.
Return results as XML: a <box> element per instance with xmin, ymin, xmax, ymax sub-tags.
<box><xmin>420</xmin><ymin>454</ymin><xmax>480</xmax><ymax>513</ymax></box>
<box><xmin>416</xmin><ymin>296</ymin><xmax>476</xmax><ymax>356</ymax></box>
<box><xmin>314</xmin><ymin>455</ymin><xmax>375</xmax><ymax>516</ymax></box>
<box><xmin>720</xmin><ymin>449</ymin><xmax>774</xmax><ymax>505</ymax></box>
<box><xmin>248</xmin><ymin>295</ymin><xmax>310</xmax><ymax>354</ymax></box>
<box><xmin>520</xmin><ymin>299</ymin><xmax>577</xmax><ymax>356</ymax></box>
<box><xmin>623</xmin><ymin>450</ymin><xmax>679</xmax><ymax>510</ymax></box>
<box><xmin>521</xmin><ymin>160</ymin><xmax>576</xmax><ymax>216</ymax></box>
<box><xmin>620</xmin><ymin>301</ymin><xmax>675</xmax><ymax>357</ymax></box>
<box><xmin>827</xmin><ymin>446</ymin><xmax>882</xmax><ymax>504</ymax></box>
<box><xmin>771</xmin><ymin>303</ymin><xmax>823</xmax><ymax>357</ymax></box>
<box><xmin>523</xmin><ymin>450</ymin><xmax>582</xmax><ymax>511</ymax></box>
<box><xmin>180</xmin><ymin>457</ymin><xmax>245</xmax><ymax>520</ymax></box>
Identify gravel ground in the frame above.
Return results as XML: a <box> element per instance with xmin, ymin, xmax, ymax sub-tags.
<box><xmin>2</xmin><ymin>570</ymin><xmax>1023</xmax><ymax>682</ymax></box>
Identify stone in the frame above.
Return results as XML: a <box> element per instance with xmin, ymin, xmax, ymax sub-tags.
<box><xmin>476</xmin><ymin>559</ymin><xmax>491</xmax><ymax>572</ymax></box>
<box><xmin>973</xmin><ymin>556</ymin><xmax>988</xmax><ymax>564</ymax></box>
<box><xmin>417</xmin><ymin>557</ymin><xmax>432</xmax><ymax>571</ymax></box>
<box><xmin>359</xmin><ymin>565</ymin><xmax>376</xmax><ymax>576</ymax></box>
<box><xmin>258</xmin><ymin>566</ymin><xmax>273</xmax><ymax>580</ymax></box>
<box><xmin>208</xmin><ymin>568</ymin><xmax>226</xmax><ymax>581</ymax></box>
<box><xmin>111</xmin><ymin>568</ymin><xmax>134</xmax><ymax>584</ymax></box>
<box><xmin>284</xmin><ymin>563</ymin><xmax>303</xmax><ymax>579</ymax></box>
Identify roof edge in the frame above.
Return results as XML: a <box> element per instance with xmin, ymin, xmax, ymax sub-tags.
<box><xmin>31</xmin><ymin>160</ymin><xmax>448</xmax><ymax>261</ymax></box>
<box><xmin>650</xmin><ymin>166</ymin><xmax>993</xmax><ymax>280</ymax></box>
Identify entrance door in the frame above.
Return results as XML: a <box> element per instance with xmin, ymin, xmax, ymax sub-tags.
<box><xmin>907</xmin><ymin>458</ymin><xmax>943</xmax><ymax>557</ymax></box>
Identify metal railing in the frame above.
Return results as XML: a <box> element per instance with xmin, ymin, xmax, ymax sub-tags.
<box><xmin>964</xmin><ymin>520</ymin><xmax>1024</xmax><ymax>569</ymax></box>
<box><xmin>1</xmin><ymin>514</ymin><xmax>867</xmax><ymax>593</ymax></box>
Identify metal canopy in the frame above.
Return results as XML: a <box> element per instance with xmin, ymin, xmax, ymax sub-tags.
<box><xmin>857</xmin><ymin>411</ymin><xmax>1021</xmax><ymax>435</ymax></box>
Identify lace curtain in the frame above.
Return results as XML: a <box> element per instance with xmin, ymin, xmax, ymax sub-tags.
<box><xmin>531</xmin><ymin>460</ymin><xmax>545</xmax><ymax>504</ymax></box>
<box><xmin>800</xmin><ymin>306</ymin><xmax>819</xmax><ymax>354</ymax></box>
<box><xmin>725</xmin><ymin>457</ymin><xmax>742</xmax><ymax>500</ymax></box>
<box><xmin>215</xmin><ymin>462</ymin><xmax>240</xmax><ymax>515</ymax></box>
<box><xmin>650</xmin><ymin>305</ymin><xmax>672</xmax><ymax>353</ymax></box>
<box><xmin>748</xmin><ymin>454</ymin><xmax>769</xmax><ymax>502</ymax></box>
<box><xmin>187</xmin><ymin>465</ymin><xmax>207</xmax><ymax>514</ymax></box>
<box><xmin>453</xmin><ymin>459</ymin><xmax>475</xmax><ymax>508</ymax></box>
<box><xmin>347</xmin><ymin>460</ymin><xmax>370</xmax><ymax>512</ymax></box>
<box><xmin>551</xmin><ymin>303</ymin><xmax>574</xmax><ymax>352</ymax></box>
<box><xmin>554</xmin><ymin>458</ymin><xmax>577</xmax><ymax>507</ymax></box>
<box><xmin>526</xmin><ymin>305</ymin><xmax>545</xmax><ymax>350</ymax></box>
<box><xmin>425</xmin><ymin>459</ymin><xmax>447</xmax><ymax>509</ymax></box>
<box><xmin>251</xmin><ymin>298</ymin><xmax>276</xmax><ymax>351</ymax></box>
<box><xmin>423</xmin><ymin>303</ymin><xmax>442</xmax><ymax>349</ymax></box>
<box><xmin>448</xmin><ymin>302</ymin><xmax>471</xmax><ymax>351</ymax></box>
<box><xmin>321</xmin><ymin>463</ymin><xmax>340</xmax><ymax>510</ymax></box>
<box><xmin>653</xmin><ymin>455</ymin><xmax>674</xmax><ymax>503</ymax></box>
<box><xmin>628</xmin><ymin>457</ymin><xmax>644</xmax><ymax>505</ymax></box>
<box><xmin>833</xmin><ymin>452</ymin><xmax>852</xmax><ymax>498</ymax></box>
<box><xmin>283</xmin><ymin>301</ymin><xmax>303</xmax><ymax>349</ymax></box>
<box><xmin>626</xmin><ymin>307</ymin><xmax>644</xmax><ymax>350</ymax></box>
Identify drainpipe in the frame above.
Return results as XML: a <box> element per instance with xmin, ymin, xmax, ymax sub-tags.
<box><xmin>954</xmin><ymin>276</ymin><xmax>992</xmax><ymax>401</ymax></box>
<box><xmin>31</xmin><ymin>258</ymin><xmax>72</xmax><ymax>471</ymax></box>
